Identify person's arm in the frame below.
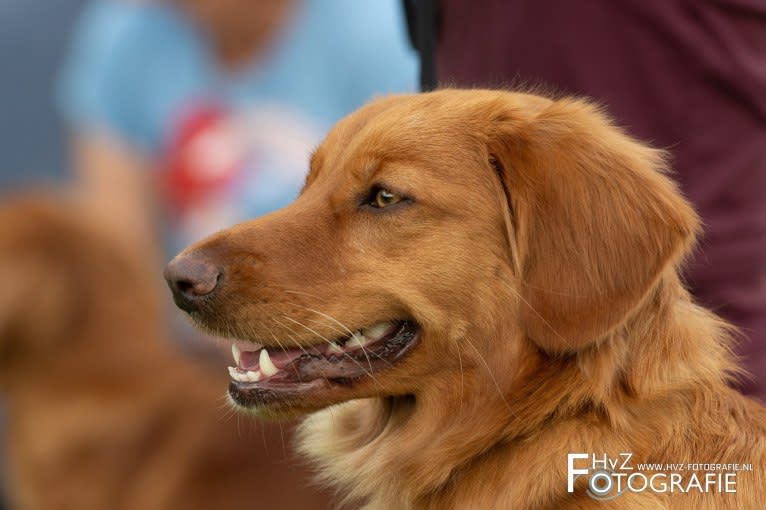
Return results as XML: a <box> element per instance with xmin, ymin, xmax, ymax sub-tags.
<box><xmin>70</xmin><ymin>132</ymin><xmax>162</xmax><ymax>261</ymax></box>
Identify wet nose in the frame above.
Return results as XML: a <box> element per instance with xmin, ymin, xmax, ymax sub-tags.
<box><xmin>163</xmin><ymin>254</ymin><xmax>222</xmax><ymax>311</ymax></box>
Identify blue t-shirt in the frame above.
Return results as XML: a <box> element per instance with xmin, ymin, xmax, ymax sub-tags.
<box><xmin>59</xmin><ymin>0</ymin><xmax>417</xmax><ymax>248</ymax></box>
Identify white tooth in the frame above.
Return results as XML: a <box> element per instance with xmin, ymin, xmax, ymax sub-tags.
<box><xmin>229</xmin><ymin>367</ymin><xmax>255</xmax><ymax>383</ymax></box>
<box><xmin>346</xmin><ymin>332</ymin><xmax>368</xmax><ymax>349</ymax></box>
<box><xmin>327</xmin><ymin>342</ymin><xmax>344</xmax><ymax>354</ymax></box>
<box><xmin>231</xmin><ymin>344</ymin><xmax>241</xmax><ymax>365</ymax></box>
<box><xmin>259</xmin><ymin>348</ymin><xmax>279</xmax><ymax>377</ymax></box>
<box><xmin>362</xmin><ymin>321</ymin><xmax>393</xmax><ymax>340</ymax></box>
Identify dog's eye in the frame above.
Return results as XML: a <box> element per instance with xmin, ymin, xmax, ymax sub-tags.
<box><xmin>370</xmin><ymin>188</ymin><xmax>402</xmax><ymax>209</ymax></box>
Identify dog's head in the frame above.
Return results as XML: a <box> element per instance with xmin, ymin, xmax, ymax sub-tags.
<box><xmin>0</xmin><ymin>195</ymin><xmax>160</xmax><ymax>384</ymax></box>
<box><xmin>165</xmin><ymin>90</ymin><xmax>699</xmax><ymax>417</ymax></box>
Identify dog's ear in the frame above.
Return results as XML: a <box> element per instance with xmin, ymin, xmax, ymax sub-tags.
<box><xmin>487</xmin><ymin>96</ymin><xmax>700</xmax><ymax>352</ymax></box>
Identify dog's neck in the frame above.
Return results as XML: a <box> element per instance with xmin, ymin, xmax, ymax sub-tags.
<box><xmin>299</xmin><ymin>386</ymin><xmax>518</xmax><ymax>508</ymax></box>
<box><xmin>298</xmin><ymin>274</ymin><xmax>738</xmax><ymax>508</ymax></box>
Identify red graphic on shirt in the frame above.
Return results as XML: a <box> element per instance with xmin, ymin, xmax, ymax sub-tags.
<box><xmin>162</xmin><ymin>104</ymin><xmax>246</xmax><ymax>215</ymax></box>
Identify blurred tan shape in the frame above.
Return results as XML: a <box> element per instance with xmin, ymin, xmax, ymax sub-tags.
<box><xmin>0</xmin><ymin>193</ymin><xmax>332</xmax><ymax>510</ymax></box>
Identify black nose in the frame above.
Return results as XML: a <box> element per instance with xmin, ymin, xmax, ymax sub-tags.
<box><xmin>163</xmin><ymin>254</ymin><xmax>222</xmax><ymax>312</ymax></box>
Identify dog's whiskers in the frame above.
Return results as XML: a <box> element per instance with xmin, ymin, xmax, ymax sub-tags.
<box><xmin>296</xmin><ymin>307</ymin><xmax>378</xmax><ymax>374</ymax></box>
<box><xmin>293</xmin><ymin>305</ymin><xmax>355</xmax><ymax>336</ymax></box>
<box><xmin>462</xmin><ymin>337</ymin><xmax>515</xmax><ymax>415</ymax></box>
<box><xmin>299</xmin><ymin>315</ymin><xmax>394</xmax><ymax>368</ymax></box>
<box><xmin>280</xmin><ymin>315</ymin><xmax>385</xmax><ymax>390</ymax></box>
<box><xmin>263</xmin><ymin>322</ymin><xmax>294</xmax><ymax>359</ymax></box>
<box><xmin>271</xmin><ymin>317</ymin><xmax>317</xmax><ymax>375</ymax></box>
<box><xmin>303</xmin><ymin>309</ymin><xmax>396</xmax><ymax>370</ymax></box>
<box><xmin>282</xmin><ymin>288</ymin><xmax>327</xmax><ymax>301</ymax></box>
<box><xmin>295</xmin><ymin>304</ymin><xmax>400</xmax><ymax>370</ymax></box>
<box><xmin>281</xmin><ymin>315</ymin><xmax>376</xmax><ymax>376</ymax></box>
<box><xmin>289</xmin><ymin>306</ymin><xmax>394</xmax><ymax>369</ymax></box>
<box><xmin>287</xmin><ymin>309</ymin><xmax>350</xmax><ymax>340</ymax></box>
<box><xmin>217</xmin><ymin>393</ymin><xmax>239</xmax><ymax>420</ymax></box>
<box><xmin>450</xmin><ymin>336</ymin><xmax>465</xmax><ymax>410</ymax></box>
<box><xmin>273</xmin><ymin>316</ymin><xmax>337</xmax><ymax>390</ymax></box>
<box><xmin>277</xmin><ymin>421</ymin><xmax>287</xmax><ymax>459</ymax></box>
<box><xmin>500</xmin><ymin>281</ymin><xmax>573</xmax><ymax>349</ymax></box>
<box><xmin>215</xmin><ymin>392</ymin><xmax>247</xmax><ymax>437</ymax></box>
<box><xmin>292</xmin><ymin>314</ymin><xmax>393</xmax><ymax>366</ymax></box>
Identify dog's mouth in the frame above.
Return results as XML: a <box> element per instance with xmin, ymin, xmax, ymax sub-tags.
<box><xmin>227</xmin><ymin>320</ymin><xmax>419</xmax><ymax>409</ymax></box>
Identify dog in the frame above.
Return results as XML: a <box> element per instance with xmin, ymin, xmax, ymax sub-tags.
<box><xmin>0</xmin><ymin>194</ymin><xmax>330</xmax><ymax>510</ymax></box>
<box><xmin>165</xmin><ymin>89</ymin><xmax>766</xmax><ymax>509</ymax></box>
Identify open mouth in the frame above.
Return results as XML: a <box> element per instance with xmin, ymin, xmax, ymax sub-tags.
<box><xmin>227</xmin><ymin>320</ymin><xmax>420</xmax><ymax>409</ymax></box>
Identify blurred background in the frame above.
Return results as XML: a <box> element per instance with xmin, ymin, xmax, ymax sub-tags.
<box><xmin>0</xmin><ymin>1</ymin><xmax>416</xmax><ymax>508</ymax></box>
<box><xmin>0</xmin><ymin>1</ymin><xmax>764</xmax><ymax>509</ymax></box>
<box><xmin>0</xmin><ymin>0</ymin><xmax>85</xmax><ymax>187</ymax></box>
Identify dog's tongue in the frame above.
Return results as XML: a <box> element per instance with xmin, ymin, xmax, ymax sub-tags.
<box><xmin>238</xmin><ymin>348</ymin><xmax>306</xmax><ymax>370</ymax></box>
<box><xmin>239</xmin><ymin>350</ymin><xmax>258</xmax><ymax>369</ymax></box>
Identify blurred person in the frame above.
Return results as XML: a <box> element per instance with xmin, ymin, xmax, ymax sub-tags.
<box><xmin>58</xmin><ymin>0</ymin><xmax>417</xmax><ymax>258</ymax></box>
<box><xmin>49</xmin><ymin>2</ymin><xmax>414</xmax><ymax>506</ymax></box>
<box><xmin>425</xmin><ymin>0</ymin><xmax>766</xmax><ymax>401</ymax></box>
<box><xmin>58</xmin><ymin>0</ymin><xmax>417</xmax><ymax>358</ymax></box>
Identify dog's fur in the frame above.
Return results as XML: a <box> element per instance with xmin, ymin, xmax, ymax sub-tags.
<box><xmin>0</xmin><ymin>195</ymin><xmax>330</xmax><ymax>510</ymax></box>
<box><xmin>172</xmin><ymin>90</ymin><xmax>766</xmax><ymax>509</ymax></box>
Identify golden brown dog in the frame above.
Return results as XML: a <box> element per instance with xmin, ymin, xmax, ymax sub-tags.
<box><xmin>165</xmin><ymin>90</ymin><xmax>766</xmax><ymax>509</ymax></box>
<box><xmin>0</xmin><ymin>195</ymin><xmax>330</xmax><ymax>510</ymax></box>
